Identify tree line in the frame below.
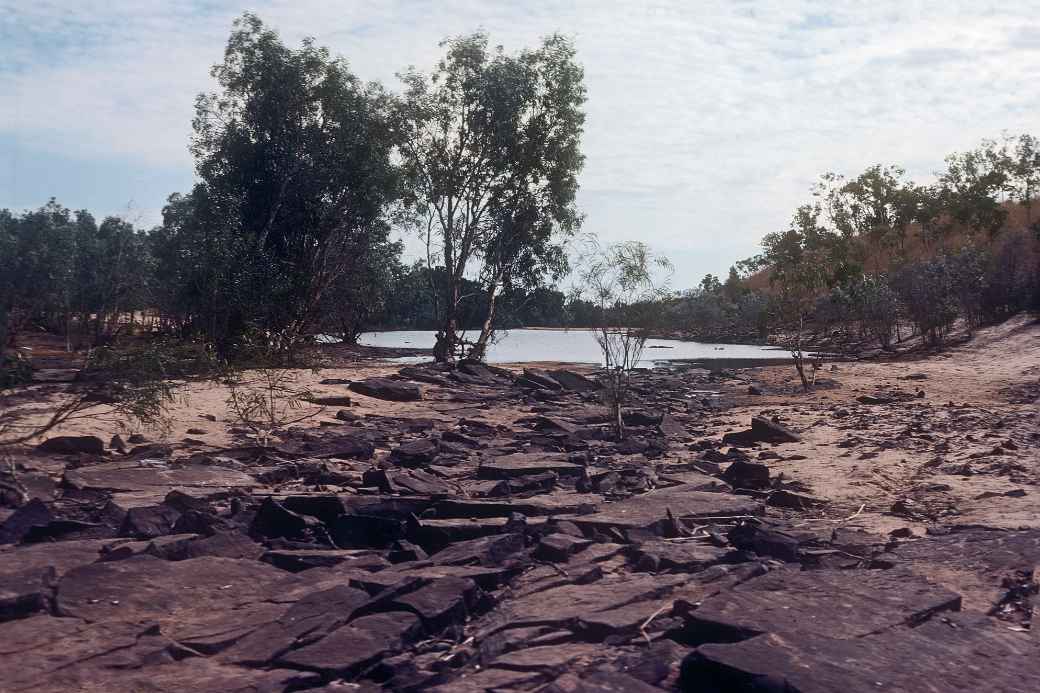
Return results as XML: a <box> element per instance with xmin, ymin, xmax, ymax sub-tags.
<box><xmin>661</xmin><ymin>133</ymin><xmax>1040</xmax><ymax>365</ymax></box>
<box><xmin>2</xmin><ymin>13</ymin><xmax>585</xmax><ymax>363</ymax></box>
<box><xmin>3</xmin><ymin>13</ymin><xmax>1039</xmax><ymax>371</ymax></box>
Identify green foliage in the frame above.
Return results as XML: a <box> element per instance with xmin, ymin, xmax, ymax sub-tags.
<box><xmin>891</xmin><ymin>258</ymin><xmax>961</xmax><ymax>346</ymax></box>
<box><xmin>83</xmin><ymin>340</ymin><xmax>205</xmax><ymax>435</ymax></box>
<box><xmin>223</xmin><ymin>367</ymin><xmax>319</xmax><ymax>446</ymax></box>
<box><xmin>397</xmin><ymin>32</ymin><xmax>586</xmax><ymax>360</ymax></box>
<box><xmin>0</xmin><ymin>351</ymin><xmax>32</xmax><ymax>388</ymax></box>
<box><xmin>0</xmin><ymin>200</ymin><xmax>152</xmax><ymax>348</ymax></box>
<box><xmin>169</xmin><ymin>13</ymin><xmax>402</xmax><ymax>356</ymax></box>
<box><xmin>818</xmin><ymin>276</ymin><xmax>900</xmax><ymax>349</ymax></box>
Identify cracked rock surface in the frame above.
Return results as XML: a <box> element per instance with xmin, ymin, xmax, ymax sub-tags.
<box><xmin>3</xmin><ymin>320</ymin><xmax>1040</xmax><ymax>691</ymax></box>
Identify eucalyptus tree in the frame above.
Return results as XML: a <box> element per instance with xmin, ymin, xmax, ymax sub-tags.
<box><xmin>759</xmin><ymin>204</ymin><xmax>848</xmax><ymax>391</ymax></box>
<box><xmin>1003</xmin><ymin>133</ymin><xmax>1040</xmax><ymax>226</ymax></box>
<box><xmin>188</xmin><ymin>13</ymin><xmax>401</xmax><ymax>356</ymax></box>
<box><xmin>821</xmin><ymin>165</ymin><xmax>918</xmax><ymax>271</ymax></box>
<box><xmin>397</xmin><ymin>32</ymin><xmax>585</xmax><ymax>361</ymax></box>
<box><xmin>938</xmin><ymin>141</ymin><xmax>1008</xmax><ymax>237</ymax></box>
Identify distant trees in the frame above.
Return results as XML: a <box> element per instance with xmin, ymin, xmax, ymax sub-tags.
<box><xmin>671</xmin><ymin>266</ymin><xmax>770</xmax><ymax>342</ymax></box>
<box><xmin>752</xmin><ymin>132</ymin><xmax>1040</xmax><ymax>357</ymax></box>
<box><xmin>0</xmin><ymin>200</ymin><xmax>151</xmax><ymax>350</ymax></box>
<box><xmin>397</xmin><ymin>32</ymin><xmax>585</xmax><ymax>361</ymax></box>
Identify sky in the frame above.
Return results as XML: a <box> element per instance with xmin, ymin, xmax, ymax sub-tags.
<box><xmin>2</xmin><ymin>1</ymin><xmax>1039</xmax><ymax>288</ymax></box>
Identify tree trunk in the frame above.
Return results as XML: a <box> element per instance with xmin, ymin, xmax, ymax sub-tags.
<box><xmin>439</xmin><ymin>276</ymin><xmax>461</xmax><ymax>363</ymax></box>
<box><xmin>471</xmin><ymin>278</ymin><xmax>501</xmax><ymax>362</ymax></box>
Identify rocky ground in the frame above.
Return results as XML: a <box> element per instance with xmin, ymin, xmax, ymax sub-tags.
<box><xmin>1</xmin><ymin>315</ymin><xmax>1038</xmax><ymax>692</ymax></box>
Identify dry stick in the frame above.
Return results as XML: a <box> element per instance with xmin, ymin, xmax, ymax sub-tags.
<box><xmin>837</xmin><ymin>503</ymin><xmax>867</xmax><ymax>523</ymax></box>
<box><xmin>639</xmin><ymin>603</ymin><xmax>673</xmax><ymax>646</ymax></box>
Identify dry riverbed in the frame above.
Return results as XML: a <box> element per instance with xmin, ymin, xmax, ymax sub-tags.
<box><xmin>0</xmin><ymin>314</ymin><xmax>1038</xmax><ymax>691</ymax></box>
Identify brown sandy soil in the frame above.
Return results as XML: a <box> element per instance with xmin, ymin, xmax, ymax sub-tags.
<box><xmin>710</xmin><ymin>312</ymin><xmax>1040</xmax><ymax>535</ymax></box>
<box><xmin>7</xmin><ymin>314</ymin><xmax>1037</xmax><ymax>540</ymax></box>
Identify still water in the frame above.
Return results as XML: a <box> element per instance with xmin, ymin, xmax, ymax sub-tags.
<box><xmin>358</xmin><ymin>328</ymin><xmax>788</xmax><ymax>367</ymax></box>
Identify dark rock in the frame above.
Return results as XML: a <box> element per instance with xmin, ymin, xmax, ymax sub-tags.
<box><xmin>628</xmin><ymin>540</ymin><xmax>732</xmax><ymax>572</ymax></box>
<box><xmin>250</xmin><ymin>498</ymin><xmax>326</xmax><ymax>542</ymax></box>
<box><xmin>574</xmin><ymin>485</ymin><xmax>761</xmax><ymax>535</ymax></box>
<box><xmin>388</xmin><ymin>576</ymin><xmax>483</xmax><ymax>632</ymax></box>
<box><xmin>331</xmin><ymin>513</ymin><xmax>406</xmax><ymax>549</ymax></box>
<box><xmin>721</xmin><ymin>460</ymin><xmax>771</xmax><ymax>490</ymax></box>
<box><xmin>547</xmin><ymin>369</ymin><xmax>601</xmax><ymax>392</ymax></box>
<box><xmin>518</xmin><ymin>414</ymin><xmax>579</xmax><ymax>434</ymax></box>
<box><xmin>388</xmin><ymin>540</ymin><xmax>428</xmax><ymax>563</ymax></box>
<box><xmin>119</xmin><ymin>504</ymin><xmax>181</xmax><ymax>539</ymax></box>
<box><xmin>335</xmin><ymin>408</ymin><xmax>360</xmax><ymax>422</ymax></box>
<box><xmin>0</xmin><ymin>498</ymin><xmax>53</xmax><ymax>545</ymax></box>
<box><xmin>536</xmin><ymin>533</ymin><xmax>594</xmax><ymax>562</ymax></box>
<box><xmin>109</xmin><ymin>434</ymin><xmax>126</xmax><ymax>451</ymax></box>
<box><xmin>280</xmin><ymin>495</ymin><xmax>351</xmax><ymax>525</ymax></box>
<box><xmin>516</xmin><ymin>368</ymin><xmax>563</xmax><ymax>390</ymax></box>
<box><xmin>682</xmin><ymin>566</ymin><xmax>960</xmax><ymax>643</ymax></box>
<box><xmin>223</xmin><ymin>583</ymin><xmax>374</xmax><ymax>664</ymax></box>
<box><xmin>306</xmin><ymin>394</ymin><xmax>353</xmax><ymax>406</ymax></box>
<box><xmin>623</xmin><ymin>410</ymin><xmax>661</xmax><ymax>427</ymax></box>
<box><xmin>55</xmin><ymin>555</ymin><xmax>297</xmax><ymax>648</ymax></box>
<box><xmin>349</xmin><ymin>378</ymin><xmax>422</xmax><ymax>402</ymax></box>
<box><xmin>179</xmin><ymin>531</ymin><xmax>265</xmax><ymax>561</ymax></box>
<box><xmin>37</xmin><ymin>436</ymin><xmax>104</xmax><ymax>455</ymax></box>
<box><xmin>363</xmin><ymin>468</ymin><xmax>453</xmax><ymax>496</ymax></box>
<box><xmin>429</xmin><ymin>533</ymin><xmax>526</xmax><ymax>566</ymax></box>
<box><xmin>722</xmin><ymin>416</ymin><xmax>800</xmax><ymax>446</ymax></box>
<box><xmin>389</xmin><ymin>438</ymin><xmax>440</xmax><ymax>467</ymax></box>
<box><xmin>277</xmin><ymin>611</ymin><xmax>421</xmax><ymax>676</ymax></box>
<box><xmin>727</xmin><ymin>523</ymin><xmax>803</xmax><ymax>562</ymax></box>
<box><xmin>766</xmin><ymin>489</ymin><xmax>825</xmax><ymax>509</ymax></box>
<box><xmin>682</xmin><ymin>611</ymin><xmax>1038</xmax><ymax>693</ymax></box>
<box><xmin>171</xmin><ymin>509</ymin><xmax>234</xmax><ymax>536</ymax></box>
<box><xmin>478</xmin><ymin>452</ymin><xmax>585</xmax><ymax>479</ymax></box>
<box><xmin>545</xmin><ymin>670</ymin><xmax>666</xmax><ymax>692</ymax></box>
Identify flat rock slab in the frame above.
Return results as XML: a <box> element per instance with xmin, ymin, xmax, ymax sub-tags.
<box><xmin>220</xmin><ymin>584</ymin><xmax>372</xmax><ymax>665</ymax></box>
<box><xmin>686</xmin><ymin>566</ymin><xmax>962</xmax><ymax>641</ymax></box>
<box><xmin>0</xmin><ymin>615</ymin><xmax>309</xmax><ymax>692</ymax></box>
<box><xmin>278</xmin><ymin>611</ymin><xmax>421</xmax><ymax>676</ymax></box>
<box><xmin>890</xmin><ymin>528</ymin><xmax>1040</xmax><ymax>611</ymax></box>
<box><xmin>64</xmin><ymin>461</ymin><xmax>255</xmax><ymax>507</ymax></box>
<box><xmin>434</xmin><ymin>494</ymin><xmax>601</xmax><ymax>518</ymax></box>
<box><xmin>493</xmin><ymin>575</ymin><xmax>686</xmax><ymax>631</ymax></box>
<box><xmin>478</xmin><ymin>452</ymin><xmax>586</xmax><ymax>480</ymax></box>
<box><xmin>684</xmin><ymin>611</ymin><xmax>1040</xmax><ymax>693</ymax></box>
<box><xmin>722</xmin><ymin>416</ymin><xmax>801</xmax><ymax>446</ymax></box>
<box><xmin>349</xmin><ymin>378</ymin><xmax>423</xmax><ymax>401</ymax></box>
<box><xmin>574</xmin><ymin>485</ymin><xmax>761</xmax><ymax>533</ymax></box>
<box><xmin>55</xmin><ymin>555</ymin><xmax>297</xmax><ymax>648</ymax></box>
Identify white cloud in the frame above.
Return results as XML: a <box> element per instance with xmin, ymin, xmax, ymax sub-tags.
<box><xmin>2</xmin><ymin>0</ymin><xmax>1039</xmax><ymax>283</ymax></box>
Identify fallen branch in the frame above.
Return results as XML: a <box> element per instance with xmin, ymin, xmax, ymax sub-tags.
<box><xmin>639</xmin><ymin>602</ymin><xmax>673</xmax><ymax>646</ymax></box>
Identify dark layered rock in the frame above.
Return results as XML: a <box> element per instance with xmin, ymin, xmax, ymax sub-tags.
<box><xmin>722</xmin><ymin>416</ymin><xmax>801</xmax><ymax>446</ymax></box>
<box><xmin>349</xmin><ymin>378</ymin><xmax>423</xmax><ymax>401</ymax></box>
<box><xmin>388</xmin><ymin>438</ymin><xmax>440</xmax><ymax>467</ymax></box>
<box><xmin>37</xmin><ymin>436</ymin><xmax>105</xmax><ymax>455</ymax></box>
